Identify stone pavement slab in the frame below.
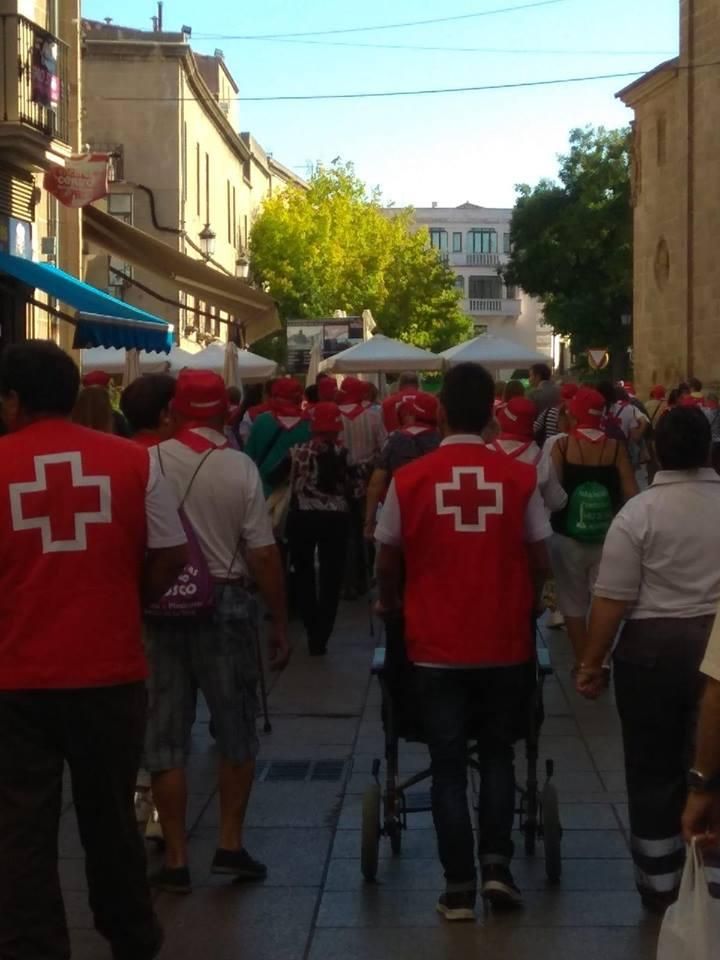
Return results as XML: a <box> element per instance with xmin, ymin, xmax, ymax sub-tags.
<box><xmin>59</xmin><ymin>605</ymin><xmax>661</xmax><ymax>960</ymax></box>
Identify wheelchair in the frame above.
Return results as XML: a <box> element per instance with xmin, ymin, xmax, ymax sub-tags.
<box><xmin>360</xmin><ymin>619</ymin><xmax>563</xmax><ymax>885</ymax></box>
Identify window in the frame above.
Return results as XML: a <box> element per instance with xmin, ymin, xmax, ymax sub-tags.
<box><xmin>107</xmin><ymin>193</ymin><xmax>133</xmax><ymax>220</ymax></box>
<box><xmin>243</xmin><ymin>157</ymin><xmax>251</xmax><ymax>184</ymax></box>
<box><xmin>227</xmin><ymin>180</ymin><xmax>232</xmax><ymax>243</ymax></box>
<box><xmin>657</xmin><ymin>113</ymin><xmax>667</xmax><ymax>166</ymax></box>
<box><xmin>503</xmin><ymin>232</ymin><xmax>511</xmax><ymax>254</ymax></box>
<box><xmin>244</xmin><ymin>214</ymin><xmax>249</xmax><ymax>247</ymax></box>
<box><xmin>196</xmin><ymin>143</ymin><xmax>201</xmax><ymax>217</ymax></box>
<box><xmin>469</xmin><ymin>276</ymin><xmax>502</xmax><ymax>300</ymax></box>
<box><xmin>468</xmin><ymin>229</ymin><xmax>497</xmax><ymax>254</ymax></box>
<box><xmin>182</xmin><ymin>123</ymin><xmax>187</xmax><ymax>203</ymax></box>
<box><xmin>452</xmin><ymin>232</ymin><xmax>462</xmax><ymax>253</ymax></box>
<box><xmin>205</xmin><ymin>153</ymin><xmax>210</xmax><ymax>223</ymax></box>
<box><xmin>454</xmin><ymin>275</ymin><xmax>465</xmax><ymax>293</ymax></box>
<box><xmin>232</xmin><ymin>187</ymin><xmax>237</xmax><ymax>248</ymax></box>
<box><xmin>429</xmin><ymin>228</ymin><xmax>448</xmax><ymax>252</ymax></box>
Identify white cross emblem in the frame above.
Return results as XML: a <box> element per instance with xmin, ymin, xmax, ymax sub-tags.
<box><xmin>435</xmin><ymin>466</ymin><xmax>504</xmax><ymax>533</ymax></box>
<box><xmin>9</xmin><ymin>452</ymin><xmax>112</xmax><ymax>554</ymax></box>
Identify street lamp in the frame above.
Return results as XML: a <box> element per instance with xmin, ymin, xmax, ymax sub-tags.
<box><xmin>199</xmin><ymin>224</ymin><xmax>216</xmax><ymax>260</ymax></box>
<box><xmin>235</xmin><ymin>253</ymin><xmax>250</xmax><ymax>280</ymax></box>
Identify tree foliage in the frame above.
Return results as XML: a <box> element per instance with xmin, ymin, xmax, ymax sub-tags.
<box><xmin>505</xmin><ymin>127</ymin><xmax>632</xmax><ymax>360</ymax></box>
<box><xmin>250</xmin><ymin>163</ymin><xmax>472</xmax><ymax>355</ymax></box>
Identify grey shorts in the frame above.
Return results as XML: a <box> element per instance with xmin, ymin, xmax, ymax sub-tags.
<box><xmin>143</xmin><ymin>585</ymin><xmax>260</xmax><ymax>772</ymax></box>
<box><xmin>549</xmin><ymin>533</ymin><xmax>604</xmax><ymax>619</ymax></box>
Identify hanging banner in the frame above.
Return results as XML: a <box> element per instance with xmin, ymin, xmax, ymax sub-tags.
<box><xmin>587</xmin><ymin>348</ymin><xmax>610</xmax><ymax>371</ymax></box>
<box><xmin>31</xmin><ymin>31</ymin><xmax>60</xmax><ymax>110</ymax></box>
<box><xmin>44</xmin><ymin>154</ymin><xmax>110</xmax><ymax>208</ymax></box>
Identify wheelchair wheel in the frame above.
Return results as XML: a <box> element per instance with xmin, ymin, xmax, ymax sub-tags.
<box><xmin>361</xmin><ymin>784</ymin><xmax>381</xmax><ymax>881</ymax></box>
<box><xmin>541</xmin><ymin>782</ymin><xmax>562</xmax><ymax>883</ymax></box>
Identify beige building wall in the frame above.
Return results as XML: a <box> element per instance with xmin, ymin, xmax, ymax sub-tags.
<box><xmin>619</xmin><ymin>0</ymin><xmax>720</xmax><ymax>394</ymax></box>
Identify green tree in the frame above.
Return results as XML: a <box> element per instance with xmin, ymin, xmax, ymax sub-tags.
<box><xmin>505</xmin><ymin>126</ymin><xmax>632</xmax><ymax>374</ymax></box>
<box><xmin>250</xmin><ymin>163</ymin><xmax>472</xmax><ymax>356</ymax></box>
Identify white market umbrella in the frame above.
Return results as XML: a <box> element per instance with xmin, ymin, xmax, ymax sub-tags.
<box><xmin>319</xmin><ymin>334</ymin><xmax>443</xmax><ymax>374</ymax></box>
<box><xmin>441</xmin><ymin>334</ymin><xmax>551</xmax><ymax>371</ymax></box>
<box><xmin>184</xmin><ymin>342</ymin><xmax>277</xmax><ymax>382</ymax></box>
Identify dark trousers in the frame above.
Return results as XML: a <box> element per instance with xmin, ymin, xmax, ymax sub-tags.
<box><xmin>414</xmin><ymin>663</ymin><xmax>534</xmax><ymax>889</ymax></box>
<box><xmin>0</xmin><ymin>683</ymin><xmax>161</xmax><ymax>960</ymax></box>
<box><xmin>344</xmin><ymin>497</ymin><xmax>369</xmax><ymax>597</ymax></box>
<box><xmin>288</xmin><ymin>510</ymin><xmax>349</xmax><ymax>651</ymax></box>
<box><xmin>614</xmin><ymin>617</ymin><xmax>712</xmax><ymax>904</ymax></box>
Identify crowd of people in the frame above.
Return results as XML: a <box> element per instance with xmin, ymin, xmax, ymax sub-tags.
<box><xmin>1</xmin><ymin>342</ymin><xmax>720</xmax><ymax>956</ymax></box>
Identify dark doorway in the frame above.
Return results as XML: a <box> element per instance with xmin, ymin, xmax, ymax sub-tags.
<box><xmin>0</xmin><ymin>276</ymin><xmax>30</xmax><ymax>353</ymax></box>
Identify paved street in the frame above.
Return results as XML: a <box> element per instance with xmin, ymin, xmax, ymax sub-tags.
<box><xmin>63</xmin><ymin>604</ymin><xmax>661</xmax><ymax>960</ymax></box>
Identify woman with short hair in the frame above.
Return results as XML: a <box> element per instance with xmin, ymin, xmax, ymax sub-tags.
<box><xmin>577</xmin><ymin>407</ymin><xmax>720</xmax><ymax>913</ymax></box>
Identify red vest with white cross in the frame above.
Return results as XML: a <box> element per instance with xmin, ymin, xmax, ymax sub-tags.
<box><xmin>394</xmin><ymin>441</ymin><xmax>536</xmax><ymax>666</ymax></box>
<box><xmin>0</xmin><ymin>419</ymin><xmax>150</xmax><ymax>689</ymax></box>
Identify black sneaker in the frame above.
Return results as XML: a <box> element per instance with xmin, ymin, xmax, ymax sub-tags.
<box><xmin>212</xmin><ymin>847</ymin><xmax>268</xmax><ymax>882</ymax></box>
<box><xmin>148</xmin><ymin>865</ymin><xmax>192</xmax><ymax>895</ymax></box>
<box><xmin>436</xmin><ymin>890</ymin><xmax>477</xmax><ymax>922</ymax></box>
<box><xmin>481</xmin><ymin>864</ymin><xmax>523</xmax><ymax>908</ymax></box>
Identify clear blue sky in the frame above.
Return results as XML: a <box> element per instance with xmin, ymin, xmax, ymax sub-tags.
<box><xmin>82</xmin><ymin>0</ymin><xmax>679</xmax><ymax>208</ymax></box>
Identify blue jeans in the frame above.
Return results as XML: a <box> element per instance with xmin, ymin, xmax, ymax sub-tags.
<box><xmin>414</xmin><ymin>663</ymin><xmax>535</xmax><ymax>889</ymax></box>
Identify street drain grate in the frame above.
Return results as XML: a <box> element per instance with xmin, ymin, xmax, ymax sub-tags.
<box><xmin>311</xmin><ymin>760</ymin><xmax>347</xmax><ymax>782</ymax></box>
<box><xmin>264</xmin><ymin>761</ymin><xmax>311</xmax><ymax>782</ymax></box>
<box><xmin>259</xmin><ymin>759</ymin><xmax>347</xmax><ymax>783</ymax></box>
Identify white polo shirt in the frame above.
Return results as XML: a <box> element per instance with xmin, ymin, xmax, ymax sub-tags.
<box><xmin>154</xmin><ymin>428</ymin><xmax>275</xmax><ymax>579</ymax></box>
<box><xmin>375</xmin><ymin>434</ymin><xmax>552</xmax><ymax>547</ymax></box>
<box><xmin>594</xmin><ymin>469</ymin><xmax>720</xmax><ymax>619</ymax></box>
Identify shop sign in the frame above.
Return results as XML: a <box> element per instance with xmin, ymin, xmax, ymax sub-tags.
<box><xmin>44</xmin><ymin>154</ymin><xmax>110</xmax><ymax>208</ymax></box>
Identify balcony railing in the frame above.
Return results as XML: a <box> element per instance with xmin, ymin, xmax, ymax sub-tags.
<box><xmin>465</xmin><ymin>298</ymin><xmax>522</xmax><ymax>318</ymax></box>
<box><xmin>466</xmin><ymin>253</ymin><xmax>501</xmax><ymax>267</ymax></box>
<box><xmin>1</xmin><ymin>14</ymin><xmax>69</xmax><ymax>143</ymax></box>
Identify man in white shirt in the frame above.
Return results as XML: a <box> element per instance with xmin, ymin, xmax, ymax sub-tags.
<box><xmin>577</xmin><ymin>407</ymin><xmax>720</xmax><ymax>912</ymax></box>
<box><xmin>145</xmin><ymin>371</ymin><xmax>289</xmax><ymax>895</ymax></box>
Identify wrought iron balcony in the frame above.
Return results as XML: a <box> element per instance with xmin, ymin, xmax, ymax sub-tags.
<box><xmin>0</xmin><ymin>14</ymin><xmax>69</xmax><ymax>145</ymax></box>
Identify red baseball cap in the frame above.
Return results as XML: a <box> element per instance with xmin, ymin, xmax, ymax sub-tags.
<box><xmin>650</xmin><ymin>385</ymin><xmax>666</xmax><ymax>400</ymax></box>
<box><xmin>82</xmin><ymin>370</ymin><xmax>111</xmax><ymax>388</ymax></box>
<box><xmin>497</xmin><ymin>397</ymin><xmax>536</xmax><ymax>439</ymax></box>
<box><xmin>398</xmin><ymin>391</ymin><xmax>438</xmax><ymax>426</ymax></box>
<box><xmin>271</xmin><ymin>377</ymin><xmax>303</xmax><ymax>402</ymax></box>
<box><xmin>560</xmin><ymin>383</ymin><xmax>579</xmax><ymax>401</ymax></box>
<box><xmin>172</xmin><ymin>370</ymin><xmax>228</xmax><ymax>420</ymax></box>
<box><xmin>311</xmin><ymin>402</ymin><xmax>343</xmax><ymax>434</ymax></box>
<box><xmin>569</xmin><ymin>387</ymin><xmax>605</xmax><ymax>427</ymax></box>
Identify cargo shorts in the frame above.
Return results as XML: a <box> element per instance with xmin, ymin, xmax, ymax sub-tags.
<box><xmin>143</xmin><ymin>585</ymin><xmax>260</xmax><ymax>772</ymax></box>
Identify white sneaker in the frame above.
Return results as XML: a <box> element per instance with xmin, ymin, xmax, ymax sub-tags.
<box><xmin>145</xmin><ymin>807</ymin><xmax>164</xmax><ymax>842</ymax></box>
<box><xmin>547</xmin><ymin>610</ymin><xmax>565</xmax><ymax>629</ymax></box>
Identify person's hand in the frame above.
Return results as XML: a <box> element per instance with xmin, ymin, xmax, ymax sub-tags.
<box><xmin>575</xmin><ymin>665</ymin><xmax>609</xmax><ymax>700</ymax></box>
<box><xmin>682</xmin><ymin>791</ymin><xmax>720</xmax><ymax>848</ymax></box>
<box><xmin>268</xmin><ymin>622</ymin><xmax>291</xmax><ymax>672</ymax></box>
<box><xmin>363</xmin><ymin>522</ymin><xmax>376</xmax><ymax>543</ymax></box>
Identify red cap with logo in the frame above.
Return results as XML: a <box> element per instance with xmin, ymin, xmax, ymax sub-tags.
<box><xmin>497</xmin><ymin>397</ymin><xmax>536</xmax><ymax>439</ymax></box>
<box><xmin>82</xmin><ymin>370</ymin><xmax>111</xmax><ymax>388</ymax></box>
<box><xmin>312</xmin><ymin>402</ymin><xmax>343</xmax><ymax>434</ymax></box>
<box><xmin>650</xmin><ymin>385</ymin><xmax>666</xmax><ymax>400</ymax></box>
<box><xmin>172</xmin><ymin>370</ymin><xmax>228</xmax><ymax>420</ymax></box>
<box><xmin>398</xmin><ymin>391</ymin><xmax>438</xmax><ymax>426</ymax></box>
<box><xmin>569</xmin><ymin>387</ymin><xmax>605</xmax><ymax>427</ymax></box>
<box><xmin>560</xmin><ymin>383</ymin><xmax>579</xmax><ymax>401</ymax></box>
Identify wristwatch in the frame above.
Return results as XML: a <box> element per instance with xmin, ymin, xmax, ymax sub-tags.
<box><xmin>687</xmin><ymin>768</ymin><xmax>720</xmax><ymax>793</ymax></box>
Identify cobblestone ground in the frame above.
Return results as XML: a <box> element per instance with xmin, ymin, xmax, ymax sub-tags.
<box><xmin>63</xmin><ymin>604</ymin><xmax>661</xmax><ymax>960</ymax></box>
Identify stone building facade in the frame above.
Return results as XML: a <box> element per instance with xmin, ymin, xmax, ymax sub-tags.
<box><xmin>618</xmin><ymin>0</ymin><xmax>720</xmax><ymax>393</ymax></box>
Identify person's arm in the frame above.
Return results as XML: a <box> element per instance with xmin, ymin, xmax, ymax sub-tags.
<box><xmin>142</xmin><ymin>453</ymin><xmax>189</xmax><ymax>601</ymax></box>
<box><xmin>682</xmin><ymin>678</ymin><xmax>720</xmax><ymax>845</ymax></box>
<box><xmin>527</xmin><ymin>539</ymin><xmax>551</xmax><ymax>614</ymax></box>
<box><xmin>575</xmin><ymin>511</ymin><xmax>642</xmax><ymax>697</ymax></box>
<box><xmin>143</xmin><ymin>545</ymin><xmax>189</xmax><ymax>602</ymax></box>
<box><xmin>246</xmin><ymin>544</ymin><xmax>289</xmax><ymax>670</ymax></box>
<box><xmin>615</xmin><ymin>441</ymin><xmax>640</xmax><ymax>501</ymax></box>
<box><xmin>523</xmin><ymin>485</ymin><xmax>552</xmax><ymax>610</ymax></box>
<box><xmin>374</xmin><ymin>479</ymin><xmax>404</xmax><ymax>615</ymax></box>
<box><xmin>538</xmin><ymin>455</ymin><xmax>568</xmax><ymax>514</ymax></box>
<box><xmin>630</xmin><ymin>414</ymin><xmax>648</xmax><ymax>444</ymax></box>
<box><xmin>364</xmin><ymin>467</ymin><xmax>388</xmax><ymax>540</ymax></box>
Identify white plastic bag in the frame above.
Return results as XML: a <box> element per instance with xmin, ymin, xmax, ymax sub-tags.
<box><xmin>657</xmin><ymin>840</ymin><xmax>720</xmax><ymax>960</ymax></box>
